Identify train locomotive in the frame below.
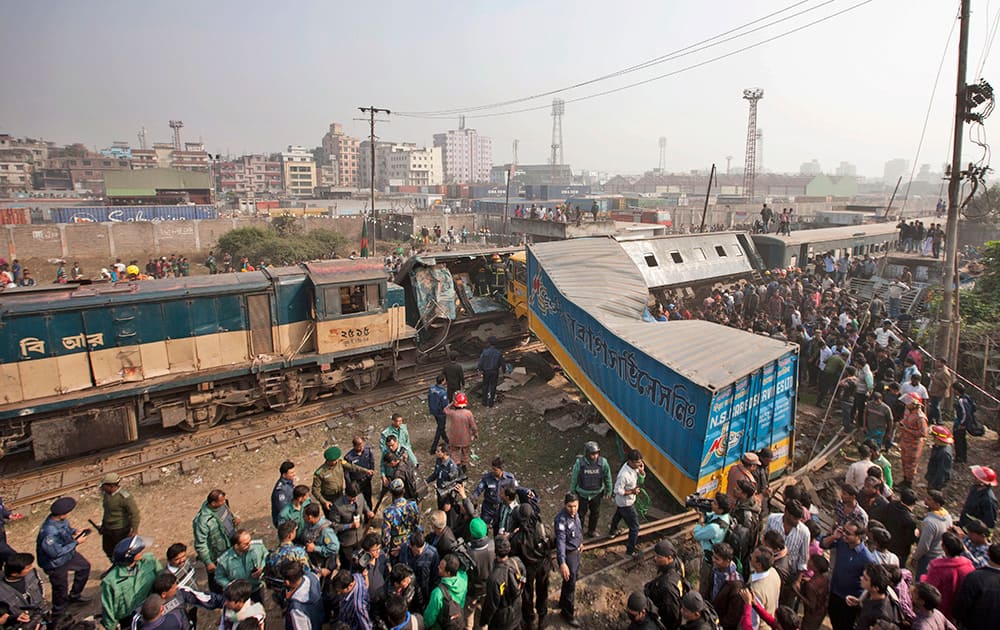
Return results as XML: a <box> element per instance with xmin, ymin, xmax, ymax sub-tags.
<box><xmin>0</xmin><ymin>260</ymin><xmax>417</xmax><ymax>461</ymax></box>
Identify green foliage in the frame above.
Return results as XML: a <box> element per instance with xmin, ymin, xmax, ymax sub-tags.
<box><xmin>961</xmin><ymin>240</ymin><xmax>1000</xmax><ymax>327</ymax></box>
<box><xmin>271</xmin><ymin>215</ymin><xmax>302</xmax><ymax>237</ymax></box>
<box><xmin>215</xmin><ymin>226</ymin><xmax>348</xmax><ymax>265</ymax></box>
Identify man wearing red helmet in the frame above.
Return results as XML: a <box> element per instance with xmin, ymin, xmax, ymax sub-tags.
<box><xmin>959</xmin><ymin>465</ymin><xmax>998</xmax><ymax>530</ymax></box>
<box><xmin>445</xmin><ymin>393</ymin><xmax>478</xmax><ymax>474</ymax></box>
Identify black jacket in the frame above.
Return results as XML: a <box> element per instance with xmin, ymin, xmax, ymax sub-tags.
<box><xmin>644</xmin><ymin>564</ymin><xmax>683</xmax><ymax>628</ymax></box>
<box><xmin>481</xmin><ymin>557</ymin><xmax>525</xmax><ymax>630</ymax></box>
<box><xmin>954</xmin><ymin>565</ymin><xmax>1000</xmax><ymax>629</ymax></box>
<box><xmin>870</xmin><ymin>499</ymin><xmax>919</xmax><ymax>564</ymax></box>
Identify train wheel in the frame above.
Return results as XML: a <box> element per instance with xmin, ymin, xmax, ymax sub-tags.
<box><xmin>177</xmin><ymin>404</ymin><xmax>222</xmax><ymax>432</ymax></box>
<box><xmin>344</xmin><ymin>368</ymin><xmax>382</xmax><ymax>394</ymax></box>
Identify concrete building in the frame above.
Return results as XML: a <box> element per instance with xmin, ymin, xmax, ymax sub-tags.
<box><xmin>170</xmin><ymin>142</ymin><xmax>212</xmax><ymax>172</ymax></box>
<box><xmin>883</xmin><ymin>158</ymin><xmax>908</xmax><ymax>184</ymax></box>
<box><xmin>0</xmin><ymin>148</ymin><xmax>35</xmax><ymax>193</ymax></box>
<box><xmin>359</xmin><ymin>142</ymin><xmax>443</xmax><ymax>189</ymax></box>
<box><xmin>799</xmin><ymin>159</ymin><xmax>822</xmax><ymax>176</ymax></box>
<box><xmin>130</xmin><ymin>149</ymin><xmax>159</xmax><ymax>169</ymax></box>
<box><xmin>835</xmin><ymin>161</ymin><xmax>857</xmax><ymax>177</ymax></box>
<box><xmin>101</xmin><ymin>142</ymin><xmax>133</xmax><ymax>160</ymax></box>
<box><xmin>490</xmin><ymin>163</ymin><xmax>574</xmax><ymax>187</ymax></box>
<box><xmin>433</xmin><ymin>127</ymin><xmax>492</xmax><ymax>183</ymax></box>
<box><xmin>281</xmin><ymin>145</ymin><xmax>317</xmax><ymax>197</ymax></box>
<box><xmin>45</xmin><ymin>153</ymin><xmax>131</xmax><ymax>195</ymax></box>
<box><xmin>218</xmin><ymin>154</ymin><xmax>282</xmax><ymax>194</ymax></box>
<box><xmin>321</xmin><ymin>123</ymin><xmax>360</xmax><ymax>188</ymax></box>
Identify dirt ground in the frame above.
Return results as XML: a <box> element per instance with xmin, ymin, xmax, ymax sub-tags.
<box><xmin>5</xmin><ymin>374</ymin><xmax>999</xmax><ymax>629</ymax></box>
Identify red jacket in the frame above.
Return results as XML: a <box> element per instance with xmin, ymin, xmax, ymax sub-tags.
<box><xmin>922</xmin><ymin>555</ymin><xmax>974</xmax><ymax>621</ymax></box>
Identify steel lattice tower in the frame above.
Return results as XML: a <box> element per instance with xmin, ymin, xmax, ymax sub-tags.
<box><xmin>658</xmin><ymin>137</ymin><xmax>667</xmax><ymax>171</ymax></box>
<box><xmin>169</xmin><ymin>120</ymin><xmax>184</xmax><ymax>150</ymax></box>
<box><xmin>742</xmin><ymin>88</ymin><xmax>764</xmax><ymax>202</ymax></box>
<box><xmin>550</xmin><ymin>99</ymin><xmax>565</xmax><ymax>181</ymax></box>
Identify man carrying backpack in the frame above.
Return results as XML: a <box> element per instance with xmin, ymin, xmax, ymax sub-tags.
<box><xmin>511</xmin><ymin>504</ymin><xmax>552</xmax><ymax>628</ymax></box>
<box><xmin>461</xmin><ymin>518</ymin><xmax>494</xmax><ymax>629</ymax></box>
<box><xmin>481</xmin><ymin>537</ymin><xmax>526</xmax><ymax>629</ymax></box>
<box><xmin>424</xmin><ymin>553</ymin><xmax>468</xmax><ymax>630</ymax></box>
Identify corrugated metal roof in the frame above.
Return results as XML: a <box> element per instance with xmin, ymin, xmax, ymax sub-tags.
<box><xmin>752</xmin><ymin>221</ymin><xmax>899</xmax><ymax>248</ymax></box>
<box><xmin>104</xmin><ymin>168</ymin><xmax>211</xmax><ymax>194</ymax></box>
<box><xmin>0</xmin><ymin>272</ymin><xmax>271</xmax><ymax>314</ymax></box>
<box><xmin>530</xmin><ymin>236</ymin><xmax>794</xmax><ymax>390</ymax></box>
<box><xmin>304</xmin><ymin>260</ymin><xmax>386</xmax><ymax>285</ymax></box>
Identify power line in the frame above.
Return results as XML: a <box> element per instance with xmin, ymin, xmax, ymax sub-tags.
<box><xmin>397</xmin><ymin>0</ymin><xmax>876</xmax><ymax>121</ymax></box>
<box><xmin>396</xmin><ymin>0</ymin><xmax>839</xmax><ymax>117</ymax></box>
<box><xmin>900</xmin><ymin>7</ymin><xmax>960</xmax><ymax>214</ymax></box>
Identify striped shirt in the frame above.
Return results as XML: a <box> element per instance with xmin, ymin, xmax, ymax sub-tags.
<box><xmin>765</xmin><ymin>513</ymin><xmax>811</xmax><ymax>572</ymax></box>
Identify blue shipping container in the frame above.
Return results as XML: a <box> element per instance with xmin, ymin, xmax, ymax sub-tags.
<box><xmin>50</xmin><ymin>205</ymin><xmax>217</xmax><ymax>224</ymax></box>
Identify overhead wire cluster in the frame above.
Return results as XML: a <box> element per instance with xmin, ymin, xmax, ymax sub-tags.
<box><xmin>394</xmin><ymin>0</ymin><xmax>876</xmax><ymax>120</ymax></box>
<box><xmin>961</xmin><ymin>0</ymin><xmax>1000</xmax><ymax>218</ymax></box>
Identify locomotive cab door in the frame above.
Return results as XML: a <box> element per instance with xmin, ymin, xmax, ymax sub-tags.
<box><xmin>246</xmin><ymin>293</ymin><xmax>274</xmax><ymax>355</ymax></box>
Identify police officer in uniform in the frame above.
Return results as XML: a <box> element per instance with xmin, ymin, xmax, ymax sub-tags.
<box><xmin>36</xmin><ymin>497</ymin><xmax>92</xmax><ymax>620</ymax></box>
<box><xmin>569</xmin><ymin>441</ymin><xmax>613</xmax><ymax>539</ymax></box>
<box><xmin>99</xmin><ymin>473</ymin><xmax>141</xmax><ymax>562</ymax></box>
<box><xmin>100</xmin><ymin>536</ymin><xmax>161</xmax><ymax>630</ymax></box>
<box><xmin>312</xmin><ymin>447</ymin><xmax>373</xmax><ymax>518</ymax></box>
<box><xmin>644</xmin><ymin>540</ymin><xmax>685</xmax><ymax>629</ymax></box>
<box><xmin>477</xmin><ymin>337</ymin><xmax>504</xmax><ymax>408</ymax></box>
<box><xmin>554</xmin><ymin>493</ymin><xmax>583</xmax><ymax>628</ymax></box>
<box><xmin>473</xmin><ymin>457</ymin><xmax>517</xmax><ymax>532</ymax></box>
<box><xmin>270</xmin><ymin>460</ymin><xmax>296</xmax><ymax>528</ymax></box>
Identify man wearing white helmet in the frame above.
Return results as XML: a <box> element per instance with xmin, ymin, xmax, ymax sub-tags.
<box><xmin>101</xmin><ymin>536</ymin><xmax>162</xmax><ymax>630</ymax></box>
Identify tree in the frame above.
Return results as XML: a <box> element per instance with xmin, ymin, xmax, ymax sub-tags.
<box><xmin>214</xmin><ymin>225</ymin><xmax>347</xmax><ymax>267</ymax></box>
<box><xmin>960</xmin><ymin>240</ymin><xmax>1000</xmax><ymax>327</ymax></box>
<box><xmin>271</xmin><ymin>214</ymin><xmax>301</xmax><ymax>237</ymax></box>
<box><xmin>964</xmin><ymin>183</ymin><xmax>1000</xmax><ymax>221</ymax></box>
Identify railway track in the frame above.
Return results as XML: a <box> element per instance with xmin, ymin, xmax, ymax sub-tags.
<box><xmin>576</xmin><ymin>430</ymin><xmax>854</xmax><ymax>579</ymax></box>
<box><xmin>5</xmin><ymin>341</ymin><xmax>549</xmax><ymax>511</ymax></box>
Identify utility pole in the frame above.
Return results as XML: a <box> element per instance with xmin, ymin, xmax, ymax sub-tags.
<box><xmin>938</xmin><ymin>0</ymin><xmax>971</xmax><ymax>367</ymax></box>
<box><xmin>359</xmin><ymin>106</ymin><xmax>390</xmax><ymax>256</ymax></box>
<box><xmin>699</xmin><ymin>164</ymin><xmax>716</xmax><ymax>233</ymax></box>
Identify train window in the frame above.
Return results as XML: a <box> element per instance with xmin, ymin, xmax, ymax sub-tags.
<box><xmin>323</xmin><ymin>287</ymin><xmax>342</xmax><ymax>317</ymax></box>
<box><xmin>340</xmin><ymin>284</ymin><xmax>380</xmax><ymax>315</ymax></box>
<box><xmin>643</xmin><ymin>253</ymin><xmax>659</xmax><ymax>267</ymax></box>
<box><xmin>692</xmin><ymin>248</ymin><xmax>706</xmax><ymax>261</ymax></box>
<box><xmin>715</xmin><ymin>245</ymin><xmax>727</xmax><ymax>257</ymax></box>
<box><xmin>669</xmin><ymin>251</ymin><xmax>683</xmax><ymax>263</ymax></box>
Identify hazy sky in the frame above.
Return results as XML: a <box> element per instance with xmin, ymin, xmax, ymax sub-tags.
<box><xmin>1</xmin><ymin>0</ymin><xmax>995</xmax><ymax>178</ymax></box>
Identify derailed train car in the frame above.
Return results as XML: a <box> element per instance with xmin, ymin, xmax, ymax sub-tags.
<box><xmin>526</xmin><ymin>236</ymin><xmax>797</xmax><ymax>501</ymax></box>
<box><xmin>394</xmin><ymin>247</ymin><xmax>527</xmax><ymax>355</ymax></box>
<box><xmin>0</xmin><ymin>260</ymin><xmax>417</xmax><ymax>460</ymax></box>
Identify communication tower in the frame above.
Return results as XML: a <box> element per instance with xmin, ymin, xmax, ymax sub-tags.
<box><xmin>137</xmin><ymin>127</ymin><xmax>148</xmax><ymax>150</ymax></box>
<box><xmin>550</xmin><ymin>99</ymin><xmax>565</xmax><ymax>181</ymax></box>
<box><xmin>658</xmin><ymin>137</ymin><xmax>667</xmax><ymax>172</ymax></box>
<box><xmin>725</xmin><ymin>155</ymin><xmax>733</xmax><ymax>175</ymax></box>
<box><xmin>169</xmin><ymin>120</ymin><xmax>184</xmax><ymax>150</ymax></box>
<box><xmin>742</xmin><ymin>88</ymin><xmax>764</xmax><ymax>202</ymax></box>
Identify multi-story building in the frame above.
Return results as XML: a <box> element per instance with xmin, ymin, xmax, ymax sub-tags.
<box><xmin>360</xmin><ymin>142</ymin><xmax>443</xmax><ymax>189</ymax></box>
<box><xmin>45</xmin><ymin>153</ymin><xmax>131</xmax><ymax>195</ymax></box>
<box><xmin>321</xmin><ymin>123</ymin><xmax>360</xmax><ymax>188</ymax></box>
<box><xmin>170</xmin><ymin>142</ymin><xmax>212</xmax><ymax>172</ymax></box>
<box><xmin>433</xmin><ymin>127</ymin><xmax>492</xmax><ymax>183</ymax></box>
<box><xmin>130</xmin><ymin>149</ymin><xmax>159</xmax><ymax>169</ymax></box>
<box><xmin>0</xmin><ymin>135</ymin><xmax>52</xmax><ymax>193</ymax></box>
<box><xmin>218</xmin><ymin>154</ymin><xmax>282</xmax><ymax>194</ymax></box>
<box><xmin>281</xmin><ymin>146</ymin><xmax>316</xmax><ymax>197</ymax></box>
<box><xmin>101</xmin><ymin>142</ymin><xmax>133</xmax><ymax>160</ymax></box>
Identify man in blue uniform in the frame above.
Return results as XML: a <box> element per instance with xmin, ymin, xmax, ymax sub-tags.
<box><xmin>427</xmin><ymin>375</ymin><xmax>450</xmax><ymax>455</ymax></box>
<box><xmin>36</xmin><ymin>497</ymin><xmax>92</xmax><ymax>619</ymax></box>
<box><xmin>344</xmin><ymin>436</ymin><xmax>375</xmax><ymax>508</ymax></box>
<box><xmin>472</xmin><ymin>457</ymin><xmax>516</xmax><ymax>532</ymax></box>
<box><xmin>270</xmin><ymin>461</ymin><xmax>296</xmax><ymax>528</ymax></box>
<box><xmin>555</xmin><ymin>493</ymin><xmax>583</xmax><ymax>628</ymax></box>
<box><xmin>477</xmin><ymin>336</ymin><xmax>503</xmax><ymax>408</ymax></box>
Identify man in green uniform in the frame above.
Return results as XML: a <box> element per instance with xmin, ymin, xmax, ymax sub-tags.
<box><xmin>214</xmin><ymin>530</ymin><xmax>268</xmax><ymax>602</ymax></box>
<box><xmin>99</xmin><ymin>473</ymin><xmax>141</xmax><ymax>562</ymax></box>
<box><xmin>379</xmin><ymin>414</ymin><xmax>419</xmax><ymax>469</ymax></box>
<box><xmin>192</xmin><ymin>489</ymin><xmax>238</xmax><ymax>594</ymax></box>
<box><xmin>569</xmin><ymin>441</ymin><xmax>613</xmax><ymax>539</ymax></box>
<box><xmin>277</xmin><ymin>485</ymin><xmax>312</xmax><ymax>542</ymax></box>
<box><xmin>100</xmin><ymin>536</ymin><xmax>162</xmax><ymax>630</ymax></box>
<box><xmin>312</xmin><ymin>447</ymin><xmax>373</xmax><ymax>517</ymax></box>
